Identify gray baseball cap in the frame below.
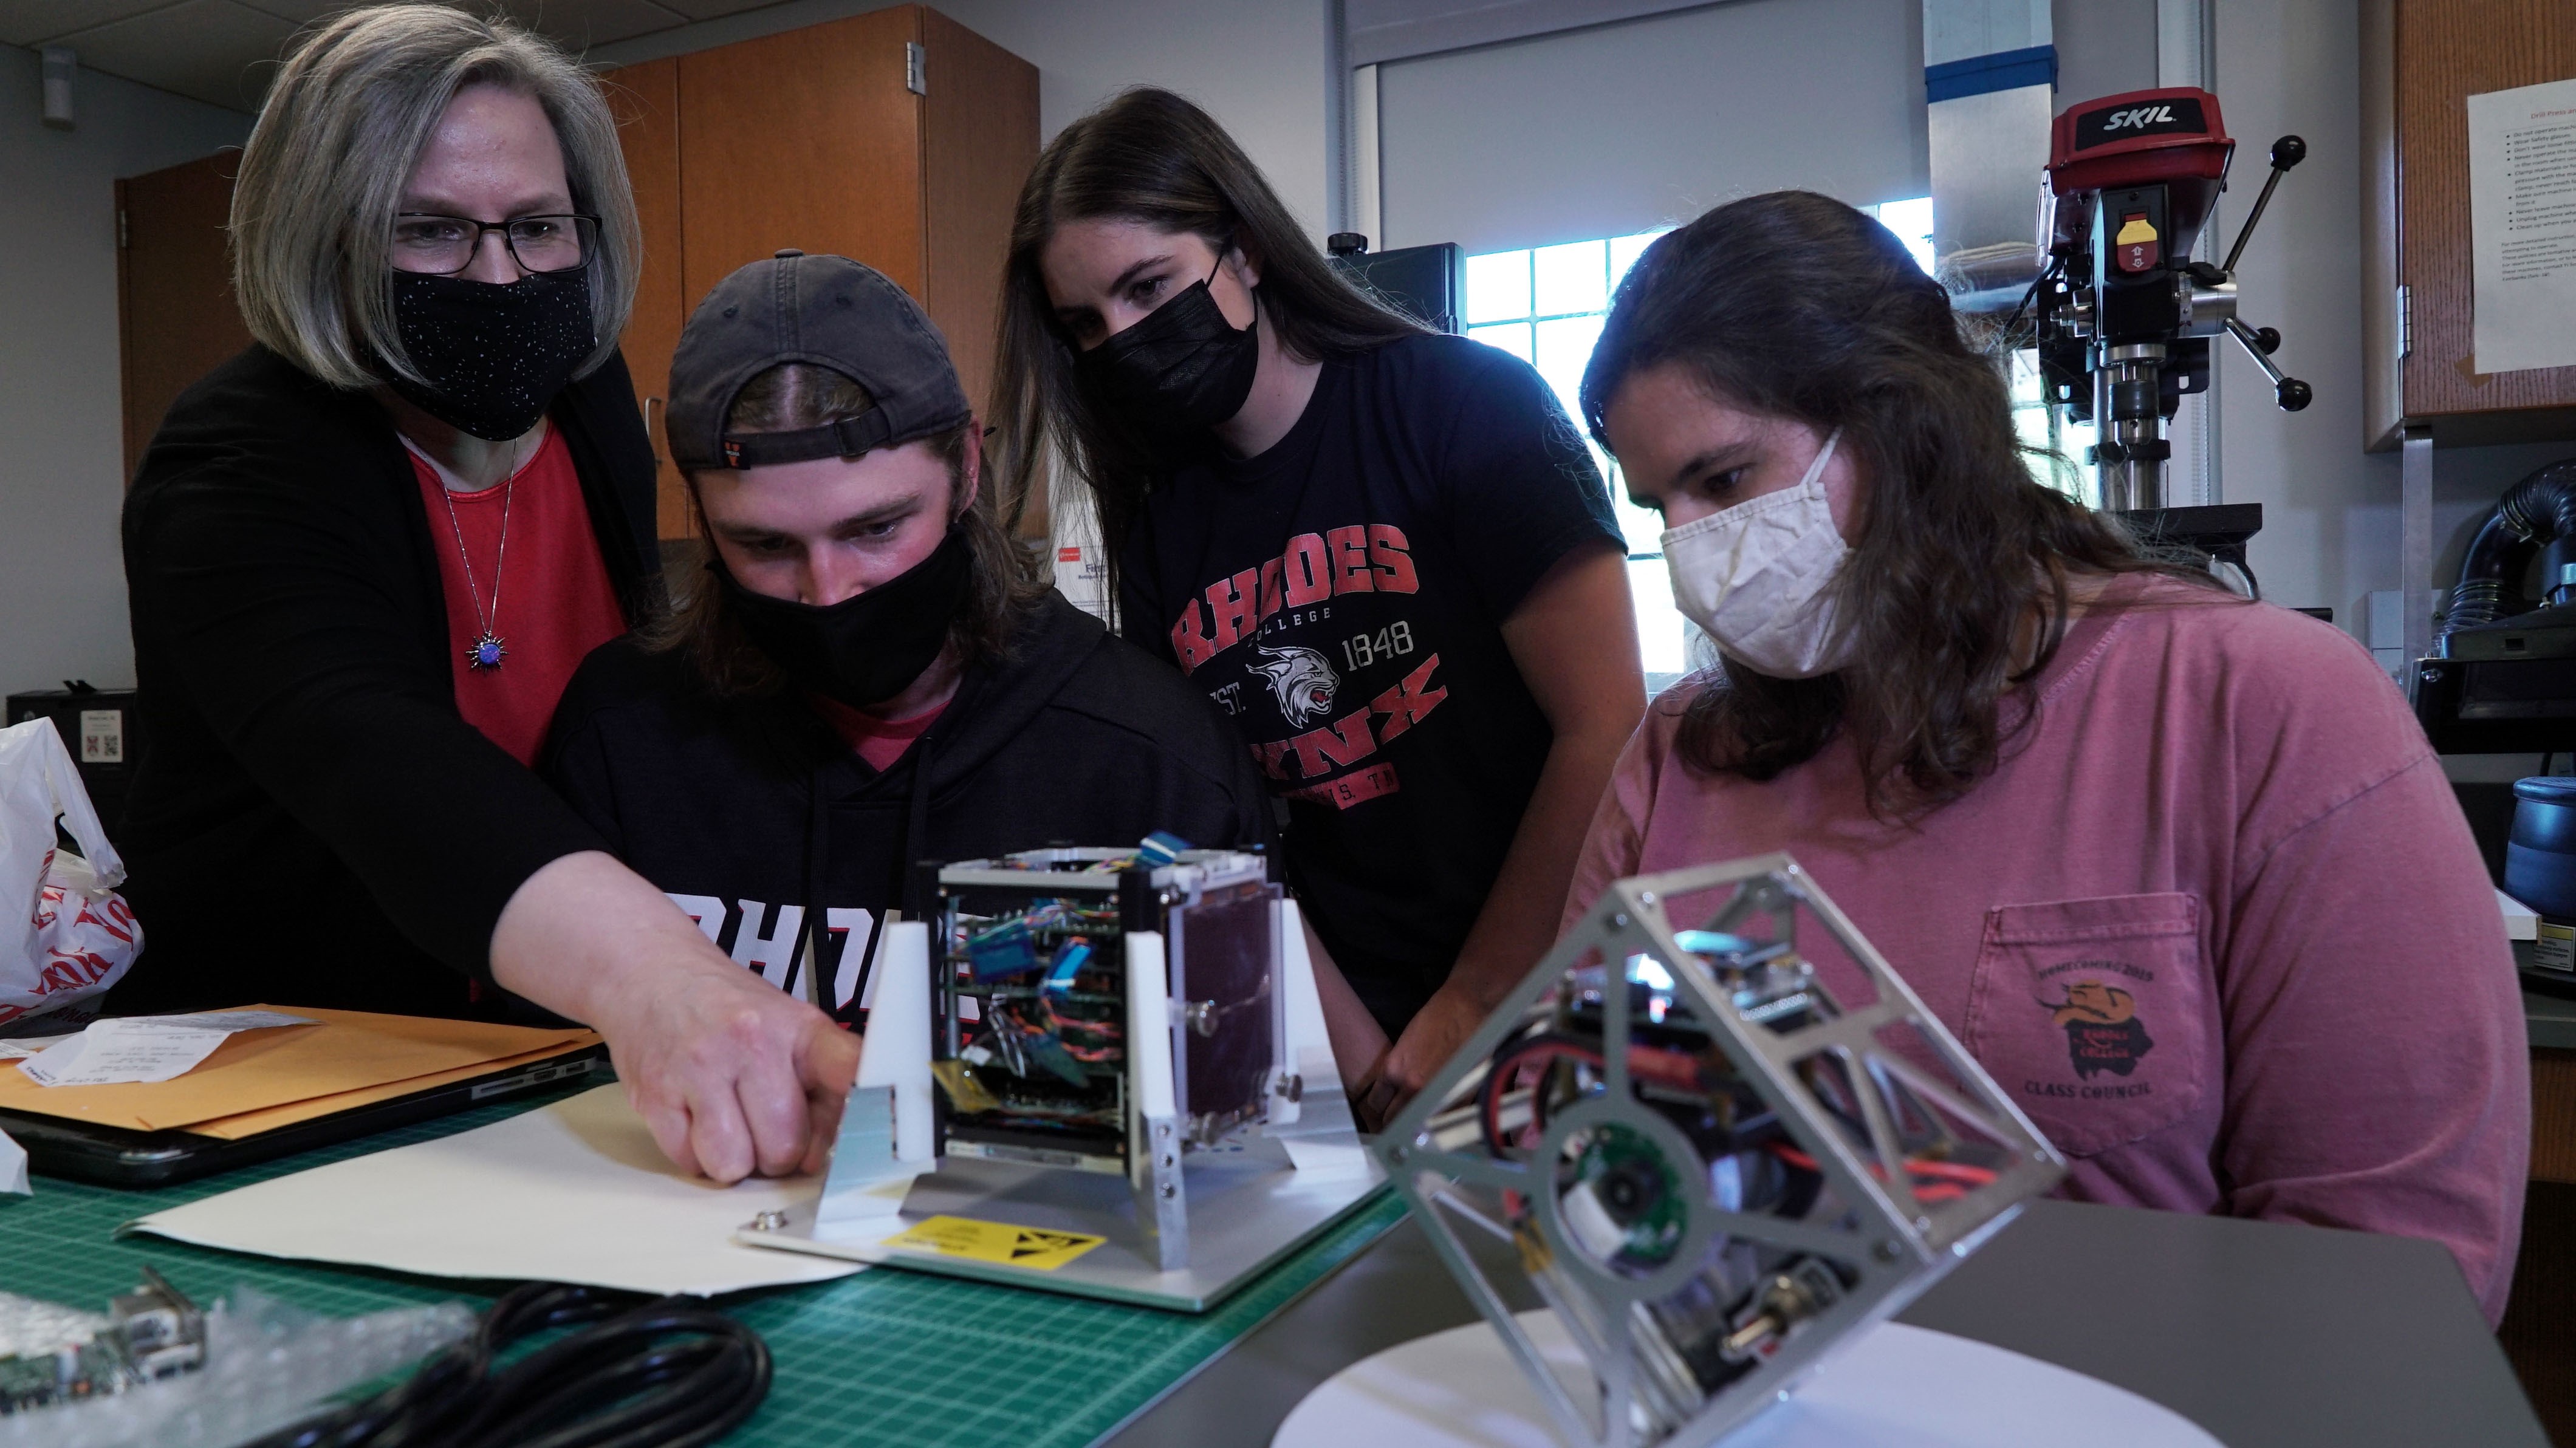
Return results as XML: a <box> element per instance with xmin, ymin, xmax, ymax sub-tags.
<box><xmin>664</xmin><ymin>250</ymin><xmax>972</xmax><ymax>472</ymax></box>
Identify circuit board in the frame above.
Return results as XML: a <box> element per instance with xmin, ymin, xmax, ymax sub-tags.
<box><xmin>930</xmin><ymin>846</ymin><xmax>1284</xmax><ymax>1172</ymax></box>
<box><xmin>0</xmin><ymin>1268</ymin><xmax>202</xmax><ymax>1415</ymax></box>
<box><xmin>940</xmin><ymin>895</ymin><xmax>1132</xmax><ymax>1157</ymax></box>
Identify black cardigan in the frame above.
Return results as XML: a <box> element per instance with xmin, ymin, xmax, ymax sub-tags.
<box><xmin>113</xmin><ymin>344</ymin><xmax>660</xmax><ymax>1016</ymax></box>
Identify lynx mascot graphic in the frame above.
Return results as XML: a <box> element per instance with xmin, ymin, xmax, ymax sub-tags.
<box><xmin>1249</xmin><ymin>644</ymin><xmax>1340</xmax><ymax>729</ymax></box>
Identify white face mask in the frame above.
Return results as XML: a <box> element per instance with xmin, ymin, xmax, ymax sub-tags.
<box><xmin>1660</xmin><ymin>427</ymin><xmax>1849</xmax><ymax>679</ymax></box>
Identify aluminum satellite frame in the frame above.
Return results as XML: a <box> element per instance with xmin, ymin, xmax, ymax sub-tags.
<box><xmin>1371</xmin><ymin>855</ymin><xmax>2066</xmax><ymax>1448</ymax></box>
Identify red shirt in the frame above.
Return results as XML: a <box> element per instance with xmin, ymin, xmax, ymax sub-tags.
<box><xmin>1569</xmin><ymin>576</ymin><xmax>2528</xmax><ymax>1323</ymax></box>
<box><xmin>810</xmin><ymin>693</ymin><xmax>947</xmax><ymax>771</ymax></box>
<box><xmin>408</xmin><ymin>426</ymin><xmax>627</xmax><ymax>766</ymax></box>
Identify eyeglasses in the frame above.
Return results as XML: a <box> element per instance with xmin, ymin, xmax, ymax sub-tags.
<box><xmin>390</xmin><ymin>213</ymin><xmax>600</xmax><ymax>276</ymax></box>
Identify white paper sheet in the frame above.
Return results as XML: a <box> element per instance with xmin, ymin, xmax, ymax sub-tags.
<box><xmin>2470</xmin><ymin>77</ymin><xmax>2576</xmax><ymax>374</ymax></box>
<box><xmin>127</xmin><ymin>1084</ymin><xmax>860</xmax><ymax>1296</ymax></box>
<box><xmin>0</xmin><ymin>1127</ymin><xmax>24</xmax><ymax>1195</ymax></box>
<box><xmin>1273</xmin><ymin>1308</ymin><xmax>2223</xmax><ymax>1448</ymax></box>
<box><xmin>19</xmin><ymin>1011</ymin><xmax>315</xmax><ymax>1087</ymax></box>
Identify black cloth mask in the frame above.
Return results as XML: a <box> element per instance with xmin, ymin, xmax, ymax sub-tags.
<box><xmin>386</xmin><ymin>268</ymin><xmax>595</xmax><ymax>441</ymax></box>
<box><xmin>719</xmin><ymin>525</ymin><xmax>973</xmax><ymax>708</ymax></box>
<box><xmin>1074</xmin><ymin>267</ymin><xmax>1261</xmax><ymax>434</ymax></box>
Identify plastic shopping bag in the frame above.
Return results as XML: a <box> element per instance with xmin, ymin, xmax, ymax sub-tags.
<box><xmin>0</xmin><ymin>717</ymin><xmax>140</xmax><ymax>1031</ymax></box>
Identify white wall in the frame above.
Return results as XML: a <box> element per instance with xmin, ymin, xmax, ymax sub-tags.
<box><xmin>931</xmin><ymin>0</ymin><xmax>1337</xmax><ymax>241</ymax></box>
<box><xmin>1374</xmin><ymin>0</ymin><xmax>1928</xmax><ymax>256</ymax></box>
<box><xmin>2192</xmin><ymin>0</ymin><xmax>2371</xmax><ymax>619</ymax></box>
<box><xmin>590</xmin><ymin>0</ymin><xmax>1340</xmax><ymax>242</ymax></box>
<box><xmin>0</xmin><ymin>48</ymin><xmax>248</xmax><ymax>697</ymax></box>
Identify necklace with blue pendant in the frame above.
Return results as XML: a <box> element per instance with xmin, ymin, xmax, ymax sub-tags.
<box><xmin>434</xmin><ymin>462</ymin><xmax>516</xmax><ymax>672</ymax></box>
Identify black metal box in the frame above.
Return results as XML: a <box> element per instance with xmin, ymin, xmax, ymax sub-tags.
<box><xmin>4</xmin><ymin>684</ymin><xmax>142</xmax><ymax>844</ymax></box>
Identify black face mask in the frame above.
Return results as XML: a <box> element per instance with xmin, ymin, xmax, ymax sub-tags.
<box><xmin>720</xmin><ymin>527</ymin><xmax>973</xmax><ymax>709</ymax></box>
<box><xmin>386</xmin><ymin>268</ymin><xmax>595</xmax><ymax>441</ymax></box>
<box><xmin>1074</xmin><ymin>266</ymin><xmax>1261</xmax><ymax>434</ymax></box>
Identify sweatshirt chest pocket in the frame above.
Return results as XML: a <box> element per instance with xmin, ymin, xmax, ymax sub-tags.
<box><xmin>1961</xmin><ymin>893</ymin><xmax>2209</xmax><ymax>1158</ymax></box>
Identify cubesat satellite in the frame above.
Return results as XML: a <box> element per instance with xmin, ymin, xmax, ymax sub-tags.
<box><xmin>769</xmin><ymin>839</ymin><xmax>1346</xmax><ymax>1303</ymax></box>
<box><xmin>923</xmin><ymin>842</ymin><xmax>1299</xmax><ymax>1270</ymax></box>
<box><xmin>1373</xmin><ymin>855</ymin><xmax>2066</xmax><ymax>1447</ymax></box>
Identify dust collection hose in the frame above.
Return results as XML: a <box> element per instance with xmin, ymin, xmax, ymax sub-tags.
<box><xmin>2444</xmin><ymin>460</ymin><xmax>2576</xmax><ymax>637</ymax></box>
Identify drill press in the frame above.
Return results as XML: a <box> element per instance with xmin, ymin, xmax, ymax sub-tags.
<box><xmin>2032</xmin><ymin>87</ymin><xmax>2310</xmax><ymax>584</ymax></box>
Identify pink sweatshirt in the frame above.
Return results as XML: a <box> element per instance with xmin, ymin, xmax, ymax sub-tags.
<box><xmin>1567</xmin><ymin>576</ymin><xmax>2529</xmax><ymax>1322</ymax></box>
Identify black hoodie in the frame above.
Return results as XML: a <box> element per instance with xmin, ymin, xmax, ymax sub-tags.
<box><xmin>542</xmin><ymin>591</ymin><xmax>1271</xmax><ymax>1019</ymax></box>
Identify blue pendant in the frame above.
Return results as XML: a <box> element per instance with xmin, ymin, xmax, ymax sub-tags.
<box><xmin>467</xmin><ymin>633</ymin><xmax>507</xmax><ymax>671</ymax></box>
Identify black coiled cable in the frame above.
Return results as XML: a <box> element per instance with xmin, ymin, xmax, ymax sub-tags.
<box><xmin>245</xmin><ymin>1283</ymin><xmax>771</xmax><ymax>1448</ymax></box>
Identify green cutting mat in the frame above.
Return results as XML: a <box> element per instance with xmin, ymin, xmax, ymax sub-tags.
<box><xmin>0</xmin><ymin>1086</ymin><xmax>1404</xmax><ymax>1447</ymax></box>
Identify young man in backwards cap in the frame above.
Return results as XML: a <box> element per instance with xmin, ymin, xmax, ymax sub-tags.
<box><xmin>544</xmin><ymin>252</ymin><xmax>1267</xmax><ymax>1018</ymax></box>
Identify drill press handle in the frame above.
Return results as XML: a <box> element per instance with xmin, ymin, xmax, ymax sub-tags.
<box><xmin>2213</xmin><ymin>135</ymin><xmax>2311</xmax><ymax>412</ymax></box>
<box><xmin>2220</xmin><ymin>135</ymin><xmax>2306</xmax><ymax>276</ymax></box>
<box><xmin>2223</xmin><ymin>316</ymin><xmax>2312</xmax><ymax>411</ymax></box>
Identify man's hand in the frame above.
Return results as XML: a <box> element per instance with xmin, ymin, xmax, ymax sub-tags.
<box><xmin>489</xmin><ymin>852</ymin><xmax>862</xmax><ymax>1183</ymax></box>
<box><xmin>1361</xmin><ymin>981</ymin><xmax>1490</xmax><ymax>1131</ymax></box>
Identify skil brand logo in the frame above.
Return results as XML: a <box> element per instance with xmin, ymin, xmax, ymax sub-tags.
<box><xmin>2077</xmin><ymin>95</ymin><xmax>2205</xmax><ymax>148</ymax></box>
<box><xmin>1168</xmin><ymin>524</ymin><xmax>1420</xmax><ymax>673</ymax></box>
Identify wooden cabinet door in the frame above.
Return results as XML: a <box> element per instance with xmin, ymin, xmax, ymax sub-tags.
<box><xmin>606</xmin><ymin>56</ymin><xmax>690</xmax><ymax>540</ymax></box>
<box><xmin>2393</xmin><ymin>0</ymin><xmax>2576</xmax><ymax>437</ymax></box>
<box><xmin>117</xmin><ymin>152</ymin><xmax>250</xmax><ymax>482</ymax></box>
<box><xmin>679</xmin><ymin>7</ymin><xmax>926</xmax><ymax>307</ymax></box>
<box><xmin>920</xmin><ymin>7</ymin><xmax>1039</xmax><ymax>417</ymax></box>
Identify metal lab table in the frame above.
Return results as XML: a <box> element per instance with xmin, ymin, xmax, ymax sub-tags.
<box><xmin>1104</xmin><ymin>1198</ymin><xmax>2547</xmax><ymax>1448</ymax></box>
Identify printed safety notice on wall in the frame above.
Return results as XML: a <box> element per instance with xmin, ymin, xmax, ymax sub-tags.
<box><xmin>2470</xmin><ymin>77</ymin><xmax>2576</xmax><ymax>374</ymax></box>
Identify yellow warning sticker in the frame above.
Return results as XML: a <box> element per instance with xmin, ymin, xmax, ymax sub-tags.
<box><xmin>882</xmin><ymin>1215</ymin><xmax>1106</xmax><ymax>1271</ymax></box>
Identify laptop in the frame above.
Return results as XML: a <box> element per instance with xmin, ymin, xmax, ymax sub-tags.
<box><xmin>1</xmin><ymin>1043</ymin><xmax>606</xmax><ymax>1187</ymax></box>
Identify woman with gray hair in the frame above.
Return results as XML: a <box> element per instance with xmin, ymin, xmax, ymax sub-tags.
<box><xmin>117</xmin><ymin>5</ymin><xmax>857</xmax><ymax>1183</ymax></box>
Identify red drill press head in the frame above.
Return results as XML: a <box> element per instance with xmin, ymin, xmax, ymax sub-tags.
<box><xmin>2047</xmin><ymin>87</ymin><xmax>2236</xmax><ymax>256</ymax></box>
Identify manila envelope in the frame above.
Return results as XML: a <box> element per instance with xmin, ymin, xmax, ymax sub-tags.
<box><xmin>186</xmin><ymin>1038</ymin><xmax>603</xmax><ymax>1139</ymax></box>
<box><xmin>0</xmin><ymin>1005</ymin><xmax>596</xmax><ymax>1133</ymax></box>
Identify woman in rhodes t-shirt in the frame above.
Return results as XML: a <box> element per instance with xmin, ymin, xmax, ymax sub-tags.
<box><xmin>989</xmin><ymin>89</ymin><xmax>1644</xmax><ymax>1129</ymax></box>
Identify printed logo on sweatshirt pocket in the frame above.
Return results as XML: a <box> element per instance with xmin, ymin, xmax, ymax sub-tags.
<box><xmin>1963</xmin><ymin>893</ymin><xmax>2208</xmax><ymax>1156</ymax></box>
<box><xmin>2040</xmin><ymin>976</ymin><xmax>2155</xmax><ymax>1080</ymax></box>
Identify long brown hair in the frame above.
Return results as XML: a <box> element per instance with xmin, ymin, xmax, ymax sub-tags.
<box><xmin>647</xmin><ymin>363</ymin><xmax>1046</xmax><ymax>697</ymax></box>
<box><xmin>1580</xmin><ymin>191</ymin><xmax>2219</xmax><ymax>816</ymax></box>
<box><xmin>988</xmin><ymin>87</ymin><xmax>1425</xmax><ymax>620</ymax></box>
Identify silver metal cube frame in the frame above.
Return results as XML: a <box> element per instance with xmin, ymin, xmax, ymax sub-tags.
<box><xmin>1373</xmin><ymin>854</ymin><xmax>2066</xmax><ymax>1448</ymax></box>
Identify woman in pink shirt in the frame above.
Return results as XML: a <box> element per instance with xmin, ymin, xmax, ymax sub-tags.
<box><xmin>1566</xmin><ymin>191</ymin><xmax>2529</xmax><ymax>1322</ymax></box>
